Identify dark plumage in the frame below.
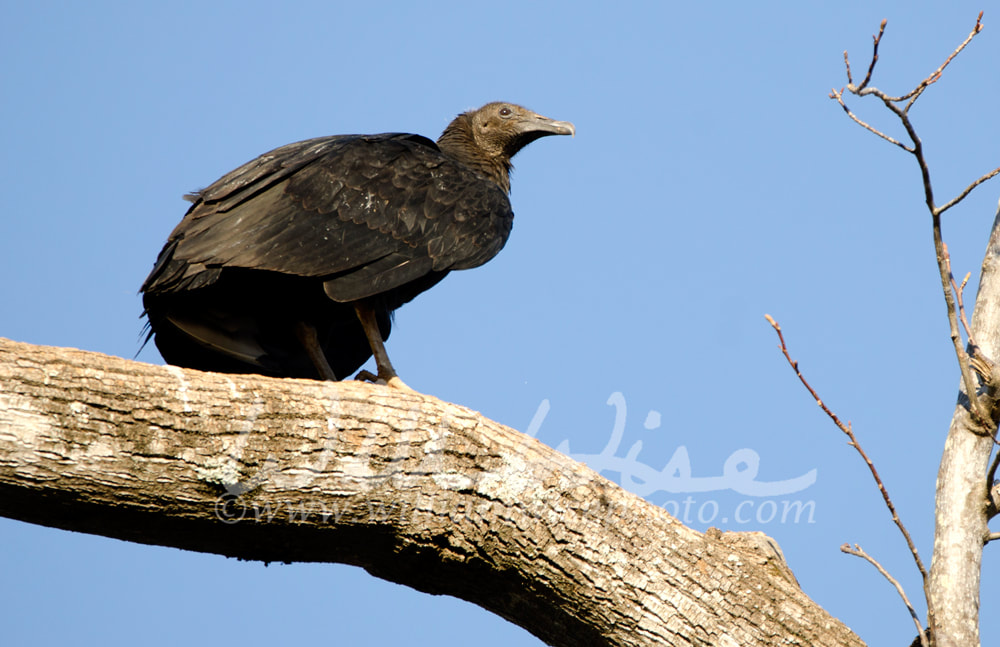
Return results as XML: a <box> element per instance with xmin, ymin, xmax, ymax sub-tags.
<box><xmin>141</xmin><ymin>102</ymin><xmax>574</xmax><ymax>388</ymax></box>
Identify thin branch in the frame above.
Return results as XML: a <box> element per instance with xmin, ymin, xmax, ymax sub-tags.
<box><xmin>987</xmin><ymin>454</ymin><xmax>1000</xmax><ymax>511</ymax></box>
<box><xmin>903</xmin><ymin>11</ymin><xmax>985</xmax><ymax>110</ymax></box>
<box><xmin>956</xmin><ymin>271</ymin><xmax>974</xmax><ymax>343</ymax></box>
<box><xmin>765</xmin><ymin>315</ymin><xmax>929</xmax><ymax>583</ymax></box>
<box><xmin>857</xmin><ymin>19</ymin><xmax>887</xmax><ymax>92</ymax></box>
<box><xmin>855</xmin><ymin>12</ymin><xmax>986</xmax><ymax>105</ymax></box>
<box><xmin>945</xmin><ymin>252</ymin><xmax>1000</xmax><ymax>397</ymax></box>
<box><xmin>841</xmin><ymin>543</ymin><xmax>927</xmax><ymax>647</ymax></box>
<box><xmin>988</xmin><ymin>533</ymin><xmax>1000</xmax><ymax>543</ymax></box>
<box><xmin>938</xmin><ymin>165</ymin><xmax>1000</xmax><ymax>215</ymax></box>
<box><xmin>934</xmin><ymin>207</ymin><xmax>989</xmax><ymax>424</ymax></box>
<box><xmin>828</xmin><ymin>87</ymin><xmax>911</xmax><ymax>151</ymax></box>
<box><xmin>943</xmin><ymin>244</ymin><xmax>975</xmax><ymax>346</ymax></box>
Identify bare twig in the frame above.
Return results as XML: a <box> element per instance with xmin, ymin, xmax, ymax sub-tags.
<box><xmin>938</xmin><ymin>165</ymin><xmax>1000</xmax><ymax>215</ymax></box>
<box><xmin>902</xmin><ymin>11</ymin><xmax>985</xmax><ymax>110</ymax></box>
<box><xmin>943</xmin><ymin>244</ymin><xmax>975</xmax><ymax>345</ymax></box>
<box><xmin>987</xmin><ymin>454</ymin><xmax>1000</xmax><ymax>509</ymax></box>
<box><xmin>841</xmin><ymin>543</ymin><xmax>927</xmax><ymax>647</ymax></box>
<box><xmin>765</xmin><ymin>314</ymin><xmax>928</xmax><ymax>583</ymax></box>
<box><xmin>956</xmin><ymin>273</ymin><xmax>974</xmax><ymax>341</ymax></box>
<box><xmin>848</xmin><ymin>13</ymin><xmax>985</xmax><ymax>106</ymax></box>
<box><xmin>828</xmin><ymin>87</ymin><xmax>911</xmax><ymax>151</ymax></box>
<box><xmin>857</xmin><ymin>19</ymin><xmax>887</xmax><ymax>92</ymax></box>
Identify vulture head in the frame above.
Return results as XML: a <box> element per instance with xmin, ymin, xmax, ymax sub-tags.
<box><xmin>437</xmin><ymin>102</ymin><xmax>575</xmax><ymax>192</ymax></box>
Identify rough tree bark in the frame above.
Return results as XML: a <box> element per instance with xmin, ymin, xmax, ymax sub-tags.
<box><xmin>0</xmin><ymin>337</ymin><xmax>864</xmax><ymax>647</ymax></box>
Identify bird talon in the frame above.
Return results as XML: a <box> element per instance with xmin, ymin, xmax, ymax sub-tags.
<box><xmin>354</xmin><ymin>370</ymin><xmax>381</xmax><ymax>384</ymax></box>
<box><xmin>353</xmin><ymin>370</ymin><xmax>414</xmax><ymax>393</ymax></box>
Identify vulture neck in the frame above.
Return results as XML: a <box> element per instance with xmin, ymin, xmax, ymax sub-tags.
<box><xmin>437</xmin><ymin>115</ymin><xmax>512</xmax><ymax>194</ymax></box>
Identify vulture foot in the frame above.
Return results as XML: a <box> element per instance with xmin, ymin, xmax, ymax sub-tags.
<box><xmin>355</xmin><ymin>369</ymin><xmax>416</xmax><ymax>393</ymax></box>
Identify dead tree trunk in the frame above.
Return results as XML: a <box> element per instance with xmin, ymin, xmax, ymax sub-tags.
<box><xmin>0</xmin><ymin>337</ymin><xmax>863</xmax><ymax>647</ymax></box>
<box><xmin>928</xmin><ymin>204</ymin><xmax>1000</xmax><ymax>647</ymax></box>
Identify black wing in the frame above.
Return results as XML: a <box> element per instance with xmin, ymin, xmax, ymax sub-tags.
<box><xmin>142</xmin><ymin>133</ymin><xmax>514</xmax><ymax>304</ymax></box>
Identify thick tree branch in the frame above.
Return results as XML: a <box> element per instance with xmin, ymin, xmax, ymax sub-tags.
<box><xmin>0</xmin><ymin>338</ymin><xmax>865</xmax><ymax>647</ymax></box>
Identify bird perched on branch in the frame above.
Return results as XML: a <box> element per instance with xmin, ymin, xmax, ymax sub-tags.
<box><xmin>141</xmin><ymin>102</ymin><xmax>574</xmax><ymax>389</ymax></box>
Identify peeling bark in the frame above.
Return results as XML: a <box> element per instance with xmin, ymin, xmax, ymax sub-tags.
<box><xmin>0</xmin><ymin>337</ymin><xmax>864</xmax><ymax>646</ymax></box>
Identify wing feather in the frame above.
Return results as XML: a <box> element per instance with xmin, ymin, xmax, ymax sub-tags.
<box><xmin>142</xmin><ymin>133</ymin><xmax>513</xmax><ymax>303</ymax></box>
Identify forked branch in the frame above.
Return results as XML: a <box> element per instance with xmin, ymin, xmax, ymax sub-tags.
<box><xmin>833</xmin><ymin>13</ymin><xmax>998</xmax><ymax>427</ymax></box>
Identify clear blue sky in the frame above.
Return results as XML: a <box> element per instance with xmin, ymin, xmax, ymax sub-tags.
<box><xmin>2</xmin><ymin>2</ymin><xmax>998</xmax><ymax>645</ymax></box>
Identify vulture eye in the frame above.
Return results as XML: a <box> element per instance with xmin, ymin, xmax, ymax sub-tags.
<box><xmin>499</xmin><ymin>106</ymin><xmax>512</xmax><ymax>117</ymax></box>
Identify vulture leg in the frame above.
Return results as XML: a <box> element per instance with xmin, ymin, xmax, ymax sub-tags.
<box><xmin>294</xmin><ymin>321</ymin><xmax>338</xmax><ymax>381</ymax></box>
<box><xmin>353</xmin><ymin>302</ymin><xmax>415</xmax><ymax>392</ymax></box>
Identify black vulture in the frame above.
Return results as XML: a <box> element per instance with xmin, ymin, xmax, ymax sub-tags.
<box><xmin>141</xmin><ymin>102</ymin><xmax>574</xmax><ymax>389</ymax></box>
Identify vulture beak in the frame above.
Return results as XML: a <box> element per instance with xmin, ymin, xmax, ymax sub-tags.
<box><xmin>520</xmin><ymin>111</ymin><xmax>576</xmax><ymax>138</ymax></box>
